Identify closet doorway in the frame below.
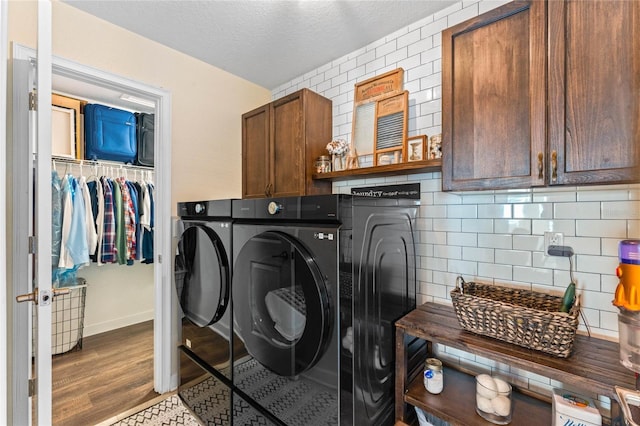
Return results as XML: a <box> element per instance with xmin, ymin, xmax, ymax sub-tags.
<box><xmin>11</xmin><ymin>43</ymin><xmax>173</xmax><ymax>425</ymax></box>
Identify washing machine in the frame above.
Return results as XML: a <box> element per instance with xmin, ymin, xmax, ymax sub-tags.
<box><xmin>175</xmin><ymin>199</ymin><xmax>236</xmax><ymax>423</ymax></box>
<box><xmin>230</xmin><ymin>194</ymin><xmax>422</xmax><ymax>426</ymax></box>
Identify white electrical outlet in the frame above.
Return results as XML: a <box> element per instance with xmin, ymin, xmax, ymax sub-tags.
<box><xmin>544</xmin><ymin>231</ymin><xmax>564</xmax><ymax>255</ymax></box>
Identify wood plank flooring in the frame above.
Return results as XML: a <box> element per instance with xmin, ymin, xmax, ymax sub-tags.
<box><xmin>52</xmin><ymin>321</ymin><xmax>156</xmax><ymax>426</ymax></box>
<box><xmin>51</xmin><ymin>319</ymin><xmax>245</xmax><ymax>425</ymax></box>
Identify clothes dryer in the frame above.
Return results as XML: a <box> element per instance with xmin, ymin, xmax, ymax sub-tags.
<box><xmin>231</xmin><ymin>194</ymin><xmax>422</xmax><ymax>426</ymax></box>
<box><xmin>175</xmin><ymin>199</ymin><xmax>235</xmax><ymax>422</ymax></box>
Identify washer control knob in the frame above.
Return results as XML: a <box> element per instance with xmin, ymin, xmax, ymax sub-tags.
<box><xmin>268</xmin><ymin>201</ymin><xmax>282</xmax><ymax>215</ymax></box>
<box><xmin>194</xmin><ymin>203</ymin><xmax>205</xmax><ymax>214</ymax></box>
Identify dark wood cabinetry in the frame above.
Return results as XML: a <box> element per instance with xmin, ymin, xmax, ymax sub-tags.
<box><xmin>442</xmin><ymin>1</ymin><xmax>546</xmax><ymax>191</ymax></box>
<box><xmin>242</xmin><ymin>88</ymin><xmax>332</xmax><ymax>199</ymax></box>
<box><xmin>442</xmin><ymin>0</ymin><xmax>639</xmax><ymax>191</ymax></box>
<box><xmin>548</xmin><ymin>0</ymin><xmax>640</xmax><ymax>186</ymax></box>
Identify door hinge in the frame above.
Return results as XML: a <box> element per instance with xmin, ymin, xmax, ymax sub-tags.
<box><xmin>28</xmin><ymin>235</ymin><xmax>37</xmax><ymax>254</ymax></box>
<box><xmin>29</xmin><ymin>91</ymin><xmax>37</xmax><ymax>111</ymax></box>
<box><xmin>28</xmin><ymin>378</ymin><xmax>36</xmax><ymax>397</ymax></box>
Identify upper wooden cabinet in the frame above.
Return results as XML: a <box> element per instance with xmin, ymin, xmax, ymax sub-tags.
<box><xmin>242</xmin><ymin>89</ymin><xmax>332</xmax><ymax>199</ymax></box>
<box><xmin>442</xmin><ymin>0</ymin><xmax>639</xmax><ymax>191</ymax></box>
<box><xmin>548</xmin><ymin>0</ymin><xmax>640</xmax><ymax>186</ymax></box>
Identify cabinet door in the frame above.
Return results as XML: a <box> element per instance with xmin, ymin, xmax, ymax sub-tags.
<box><xmin>442</xmin><ymin>1</ymin><xmax>546</xmax><ymax>191</ymax></box>
<box><xmin>549</xmin><ymin>0</ymin><xmax>640</xmax><ymax>185</ymax></box>
<box><xmin>242</xmin><ymin>105</ymin><xmax>270</xmax><ymax>199</ymax></box>
<box><xmin>271</xmin><ymin>91</ymin><xmax>304</xmax><ymax>197</ymax></box>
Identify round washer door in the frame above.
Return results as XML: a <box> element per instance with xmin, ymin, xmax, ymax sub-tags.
<box><xmin>233</xmin><ymin>230</ymin><xmax>332</xmax><ymax>377</ymax></box>
<box><xmin>175</xmin><ymin>222</ymin><xmax>230</xmax><ymax>327</ymax></box>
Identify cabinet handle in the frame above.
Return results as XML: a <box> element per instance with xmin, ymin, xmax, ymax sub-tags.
<box><xmin>265</xmin><ymin>183</ymin><xmax>273</xmax><ymax>197</ymax></box>
<box><xmin>551</xmin><ymin>151</ymin><xmax>558</xmax><ymax>182</ymax></box>
<box><xmin>537</xmin><ymin>152</ymin><xmax>544</xmax><ymax>179</ymax></box>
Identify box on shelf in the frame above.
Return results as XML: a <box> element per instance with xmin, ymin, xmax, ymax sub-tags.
<box><xmin>552</xmin><ymin>388</ymin><xmax>601</xmax><ymax>426</ymax></box>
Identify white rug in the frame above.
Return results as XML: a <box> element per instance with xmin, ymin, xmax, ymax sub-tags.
<box><xmin>109</xmin><ymin>394</ymin><xmax>199</xmax><ymax>426</ymax></box>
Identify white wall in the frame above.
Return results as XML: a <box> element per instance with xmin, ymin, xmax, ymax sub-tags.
<box><xmin>273</xmin><ymin>0</ymin><xmax>639</xmax><ymax>407</ymax></box>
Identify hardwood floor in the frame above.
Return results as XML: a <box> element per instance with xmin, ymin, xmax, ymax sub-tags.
<box><xmin>51</xmin><ymin>319</ymin><xmax>244</xmax><ymax>425</ymax></box>
<box><xmin>52</xmin><ymin>320</ymin><xmax>157</xmax><ymax>426</ymax></box>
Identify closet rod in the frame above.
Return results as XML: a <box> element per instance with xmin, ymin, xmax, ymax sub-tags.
<box><xmin>51</xmin><ymin>155</ymin><xmax>154</xmax><ymax>172</ymax></box>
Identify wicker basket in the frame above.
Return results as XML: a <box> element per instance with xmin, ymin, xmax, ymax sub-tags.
<box><xmin>450</xmin><ymin>277</ymin><xmax>580</xmax><ymax>358</ymax></box>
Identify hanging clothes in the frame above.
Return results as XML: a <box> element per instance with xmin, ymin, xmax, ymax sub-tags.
<box><xmin>100</xmin><ymin>177</ymin><xmax>117</xmax><ymax>264</ymax></box>
<box><xmin>51</xmin><ymin>163</ymin><xmax>156</xmax><ymax>280</ymax></box>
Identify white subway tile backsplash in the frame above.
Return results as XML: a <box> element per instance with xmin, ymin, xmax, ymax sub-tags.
<box><xmin>513</xmin><ymin>203</ymin><xmax>552</xmax><ymax>219</ymax></box>
<box><xmin>532</xmin><ymin>191</ymin><xmax>576</xmax><ymax>203</ymax></box>
<box><xmin>513</xmin><ymin>266</ymin><xmax>552</xmax><ymax>285</ymax></box>
<box><xmin>600</xmin><ymin>311</ymin><xmax>619</xmax><ymax>332</ymax></box>
<box><xmin>462</xmin><ymin>246</ymin><xmax>494</xmax><ymax>263</ymax></box>
<box><xmin>555</xmin><ymin>202</ymin><xmax>601</xmax><ymax>219</ymax></box>
<box><xmin>563</xmin><ymin>237</ymin><xmax>600</xmax><ymax>255</ymax></box>
<box><xmin>448</xmin><ymin>232</ymin><xmax>478</xmax><ymax>247</ymax></box>
<box><xmin>582</xmin><ymin>290</ymin><xmax>617</xmax><ymax>313</ymax></box>
<box><xmin>461</xmin><ymin>219</ymin><xmax>494</xmax><ymax>233</ymax></box>
<box><xmin>478</xmin><ymin>204</ymin><xmax>512</xmax><ymax>219</ymax></box>
<box><xmin>577</xmin><ymin>255</ymin><xmax>617</xmax><ymax>275</ymax></box>
<box><xmin>434</xmin><ymin>244</ymin><xmax>462</xmax><ymax>259</ymax></box>
<box><xmin>494</xmin><ymin>219</ymin><xmax>531</xmax><ymax>235</ymax></box>
<box><xmin>434</xmin><ymin>191</ymin><xmax>462</xmax><ymax>205</ymax></box>
<box><xmin>447</xmin><ymin>3</ymin><xmax>480</xmax><ymax>26</ymax></box>
<box><xmin>496</xmin><ymin>250</ymin><xmax>532</xmax><ymax>267</ymax></box>
<box><xmin>493</xmin><ymin>191</ymin><xmax>531</xmax><ymax>204</ymax></box>
<box><xmin>447</xmin><ymin>204</ymin><xmax>477</xmax><ymax>218</ymax></box>
<box><xmin>477</xmin><ymin>233</ymin><xmax>511</xmax><ymax>249</ymax></box>
<box><xmin>531</xmin><ymin>219</ymin><xmax>575</xmax><ymax>236</ymax></box>
<box><xmin>577</xmin><ymin>220</ymin><xmax>627</xmax><ymax>238</ymax></box>
<box><xmin>447</xmin><ymin>259</ymin><xmax>478</xmax><ymax>276</ymax></box>
<box><xmin>602</xmin><ymin>201</ymin><xmax>640</xmax><ymax>220</ymax></box>
<box><xmin>512</xmin><ymin>235</ymin><xmax>543</xmax><ymax>252</ymax></box>
<box><xmin>478</xmin><ymin>263</ymin><xmax>512</xmax><ymax>280</ymax></box>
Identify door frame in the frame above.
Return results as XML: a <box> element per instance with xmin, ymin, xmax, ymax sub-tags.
<box><xmin>11</xmin><ymin>42</ymin><xmax>174</xmax><ymax>423</ymax></box>
<box><xmin>0</xmin><ymin>0</ymin><xmax>8</xmax><ymax>423</ymax></box>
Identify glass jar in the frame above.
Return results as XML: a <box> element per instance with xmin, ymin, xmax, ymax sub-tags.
<box><xmin>315</xmin><ymin>156</ymin><xmax>331</xmax><ymax>173</ymax></box>
<box><xmin>476</xmin><ymin>374</ymin><xmax>512</xmax><ymax>425</ymax></box>
<box><xmin>423</xmin><ymin>358</ymin><xmax>443</xmax><ymax>394</ymax></box>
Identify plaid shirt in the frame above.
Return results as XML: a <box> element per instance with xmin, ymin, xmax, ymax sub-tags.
<box><xmin>100</xmin><ymin>178</ymin><xmax>117</xmax><ymax>263</ymax></box>
<box><xmin>117</xmin><ymin>177</ymin><xmax>137</xmax><ymax>261</ymax></box>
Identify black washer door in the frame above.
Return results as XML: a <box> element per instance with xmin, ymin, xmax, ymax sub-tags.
<box><xmin>175</xmin><ymin>222</ymin><xmax>230</xmax><ymax>327</ymax></box>
<box><xmin>233</xmin><ymin>230</ymin><xmax>332</xmax><ymax>377</ymax></box>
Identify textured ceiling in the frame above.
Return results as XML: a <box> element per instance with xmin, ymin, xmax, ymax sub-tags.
<box><xmin>62</xmin><ymin>0</ymin><xmax>457</xmax><ymax>90</ymax></box>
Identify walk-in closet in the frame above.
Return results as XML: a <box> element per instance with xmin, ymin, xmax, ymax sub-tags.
<box><xmin>11</xmin><ymin>41</ymin><xmax>173</xmax><ymax>425</ymax></box>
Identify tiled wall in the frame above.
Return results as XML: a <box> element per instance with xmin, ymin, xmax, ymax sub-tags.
<box><xmin>273</xmin><ymin>0</ymin><xmax>639</xmax><ymax>405</ymax></box>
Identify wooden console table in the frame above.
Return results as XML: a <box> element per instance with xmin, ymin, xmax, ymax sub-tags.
<box><xmin>395</xmin><ymin>302</ymin><xmax>634</xmax><ymax>425</ymax></box>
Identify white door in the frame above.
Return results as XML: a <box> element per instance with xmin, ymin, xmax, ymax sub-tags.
<box><xmin>0</xmin><ymin>0</ymin><xmax>10</xmax><ymax>422</ymax></box>
<box><xmin>12</xmin><ymin>2</ymin><xmax>54</xmax><ymax>424</ymax></box>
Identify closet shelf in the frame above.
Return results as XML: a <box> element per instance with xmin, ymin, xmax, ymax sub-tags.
<box><xmin>51</xmin><ymin>155</ymin><xmax>154</xmax><ymax>172</ymax></box>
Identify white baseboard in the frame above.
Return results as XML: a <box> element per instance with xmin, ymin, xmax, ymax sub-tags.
<box><xmin>83</xmin><ymin>309</ymin><xmax>154</xmax><ymax>337</ymax></box>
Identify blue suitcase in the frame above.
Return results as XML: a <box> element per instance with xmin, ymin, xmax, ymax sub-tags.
<box><xmin>84</xmin><ymin>104</ymin><xmax>137</xmax><ymax>163</ymax></box>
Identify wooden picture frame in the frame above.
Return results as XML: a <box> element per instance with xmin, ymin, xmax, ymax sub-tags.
<box><xmin>51</xmin><ymin>105</ymin><xmax>76</xmax><ymax>159</ymax></box>
<box><xmin>351</xmin><ymin>68</ymin><xmax>404</xmax><ymax>156</ymax></box>
<box><xmin>407</xmin><ymin>135</ymin><xmax>427</xmax><ymax>162</ymax></box>
<box><xmin>52</xmin><ymin>93</ymin><xmax>85</xmax><ymax>160</ymax></box>
<box><xmin>373</xmin><ymin>91</ymin><xmax>408</xmax><ymax>166</ymax></box>
<box><xmin>428</xmin><ymin>133</ymin><xmax>443</xmax><ymax>160</ymax></box>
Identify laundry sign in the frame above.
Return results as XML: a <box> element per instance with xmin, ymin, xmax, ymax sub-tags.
<box><xmin>351</xmin><ymin>183</ymin><xmax>420</xmax><ymax>199</ymax></box>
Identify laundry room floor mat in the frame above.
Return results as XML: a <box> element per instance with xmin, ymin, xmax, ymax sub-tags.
<box><xmin>183</xmin><ymin>358</ymin><xmax>338</xmax><ymax>425</ymax></box>
<box><xmin>99</xmin><ymin>394</ymin><xmax>199</xmax><ymax>426</ymax></box>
